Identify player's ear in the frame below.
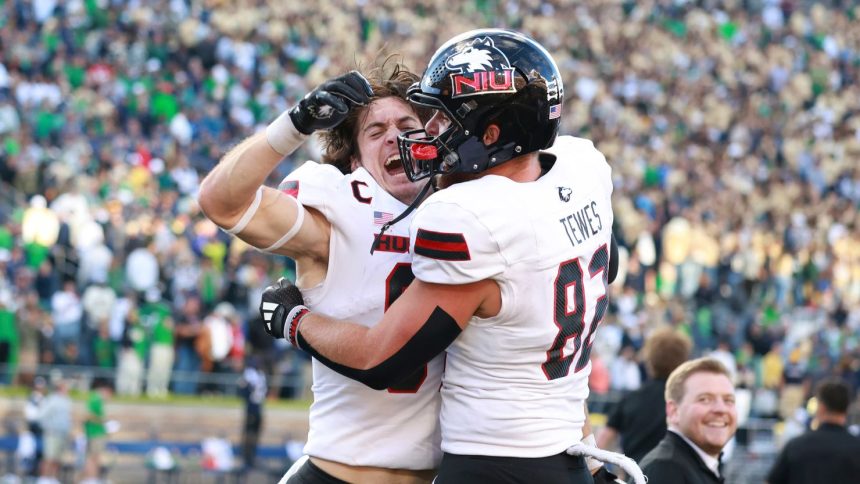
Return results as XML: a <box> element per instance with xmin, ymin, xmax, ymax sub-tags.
<box><xmin>482</xmin><ymin>124</ymin><xmax>500</xmax><ymax>146</ymax></box>
<box><xmin>350</xmin><ymin>154</ymin><xmax>361</xmax><ymax>171</ymax></box>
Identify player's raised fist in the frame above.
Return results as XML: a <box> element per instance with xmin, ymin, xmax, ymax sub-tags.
<box><xmin>288</xmin><ymin>70</ymin><xmax>374</xmax><ymax>134</ymax></box>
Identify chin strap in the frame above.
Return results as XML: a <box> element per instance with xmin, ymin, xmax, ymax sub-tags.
<box><xmin>370</xmin><ymin>177</ymin><xmax>436</xmax><ymax>254</ymax></box>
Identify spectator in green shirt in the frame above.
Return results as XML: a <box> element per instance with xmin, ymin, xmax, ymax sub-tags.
<box><xmin>143</xmin><ymin>292</ymin><xmax>175</xmax><ymax>398</ymax></box>
<box><xmin>82</xmin><ymin>384</ymin><xmax>109</xmax><ymax>483</ymax></box>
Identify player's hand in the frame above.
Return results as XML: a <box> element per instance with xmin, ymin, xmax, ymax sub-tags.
<box><xmin>288</xmin><ymin>70</ymin><xmax>373</xmax><ymax>134</ymax></box>
<box><xmin>259</xmin><ymin>277</ymin><xmax>309</xmax><ymax>347</ymax></box>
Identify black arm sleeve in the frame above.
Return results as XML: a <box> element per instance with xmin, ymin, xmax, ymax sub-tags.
<box><xmin>296</xmin><ymin>306</ymin><xmax>461</xmax><ymax>390</ymax></box>
<box><xmin>608</xmin><ymin>232</ymin><xmax>619</xmax><ymax>284</ymax></box>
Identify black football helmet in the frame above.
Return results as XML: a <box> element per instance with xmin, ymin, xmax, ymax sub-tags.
<box><xmin>397</xmin><ymin>29</ymin><xmax>564</xmax><ymax>182</ymax></box>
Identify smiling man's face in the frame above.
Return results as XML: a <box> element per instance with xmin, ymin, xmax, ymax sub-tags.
<box><xmin>667</xmin><ymin>371</ymin><xmax>737</xmax><ymax>456</ymax></box>
<box><xmin>352</xmin><ymin>97</ymin><xmax>424</xmax><ymax>204</ymax></box>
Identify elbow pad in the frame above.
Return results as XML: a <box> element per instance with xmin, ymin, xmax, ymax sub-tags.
<box><xmin>298</xmin><ymin>306</ymin><xmax>460</xmax><ymax>390</ymax></box>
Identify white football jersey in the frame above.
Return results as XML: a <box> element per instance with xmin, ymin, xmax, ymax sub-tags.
<box><xmin>281</xmin><ymin>161</ymin><xmax>442</xmax><ymax>469</ymax></box>
<box><xmin>410</xmin><ymin>136</ymin><xmax>614</xmax><ymax>458</ymax></box>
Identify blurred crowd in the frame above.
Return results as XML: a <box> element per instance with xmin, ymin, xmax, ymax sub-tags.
<box><xmin>0</xmin><ymin>0</ymin><xmax>859</xmax><ymax>424</ymax></box>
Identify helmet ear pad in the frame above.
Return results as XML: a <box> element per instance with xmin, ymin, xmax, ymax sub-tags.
<box><xmin>452</xmin><ymin>136</ymin><xmax>491</xmax><ymax>172</ymax></box>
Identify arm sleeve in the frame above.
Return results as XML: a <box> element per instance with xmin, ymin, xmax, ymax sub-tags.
<box><xmin>410</xmin><ymin>201</ymin><xmax>505</xmax><ymax>285</ymax></box>
<box><xmin>297</xmin><ymin>306</ymin><xmax>461</xmax><ymax>390</ymax></box>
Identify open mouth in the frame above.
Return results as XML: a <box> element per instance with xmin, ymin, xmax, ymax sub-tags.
<box><xmin>384</xmin><ymin>154</ymin><xmax>405</xmax><ymax>176</ymax></box>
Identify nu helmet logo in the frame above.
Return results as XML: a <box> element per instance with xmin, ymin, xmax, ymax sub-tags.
<box><xmin>446</xmin><ymin>37</ymin><xmax>516</xmax><ymax>98</ymax></box>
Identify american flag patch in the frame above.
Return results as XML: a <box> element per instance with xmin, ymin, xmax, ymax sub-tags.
<box><xmin>549</xmin><ymin>104</ymin><xmax>562</xmax><ymax>119</ymax></box>
<box><xmin>374</xmin><ymin>211</ymin><xmax>394</xmax><ymax>225</ymax></box>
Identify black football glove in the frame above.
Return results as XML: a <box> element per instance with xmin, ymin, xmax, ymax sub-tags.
<box><xmin>288</xmin><ymin>70</ymin><xmax>374</xmax><ymax>135</ymax></box>
<box><xmin>259</xmin><ymin>277</ymin><xmax>309</xmax><ymax>347</ymax></box>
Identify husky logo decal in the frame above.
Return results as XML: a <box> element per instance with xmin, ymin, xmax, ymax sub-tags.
<box><xmin>446</xmin><ymin>37</ymin><xmax>516</xmax><ymax>98</ymax></box>
<box><xmin>558</xmin><ymin>186</ymin><xmax>572</xmax><ymax>202</ymax></box>
<box><xmin>309</xmin><ymin>104</ymin><xmax>335</xmax><ymax>119</ymax></box>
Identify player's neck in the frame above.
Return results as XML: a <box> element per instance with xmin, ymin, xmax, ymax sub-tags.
<box><xmin>485</xmin><ymin>153</ymin><xmax>541</xmax><ymax>182</ymax></box>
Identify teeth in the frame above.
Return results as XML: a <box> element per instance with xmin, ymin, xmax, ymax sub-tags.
<box><xmin>385</xmin><ymin>155</ymin><xmax>401</xmax><ymax>167</ymax></box>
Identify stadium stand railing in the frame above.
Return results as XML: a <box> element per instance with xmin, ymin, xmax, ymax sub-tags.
<box><xmin>2</xmin><ymin>364</ymin><xmax>305</xmax><ymax>398</ymax></box>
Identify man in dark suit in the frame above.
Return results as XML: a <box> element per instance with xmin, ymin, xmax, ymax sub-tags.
<box><xmin>638</xmin><ymin>357</ymin><xmax>737</xmax><ymax>484</ymax></box>
<box><xmin>766</xmin><ymin>378</ymin><xmax>860</xmax><ymax>484</ymax></box>
<box><xmin>598</xmin><ymin>327</ymin><xmax>692</xmax><ymax>462</ymax></box>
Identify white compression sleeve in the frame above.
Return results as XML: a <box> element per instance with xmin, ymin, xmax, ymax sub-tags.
<box><xmin>223</xmin><ymin>187</ymin><xmax>263</xmax><ymax>235</ymax></box>
<box><xmin>261</xmin><ymin>195</ymin><xmax>306</xmax><ymax>252</ymax></box>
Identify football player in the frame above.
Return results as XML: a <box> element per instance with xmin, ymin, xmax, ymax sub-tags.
<box><xmin>260</xmin><ymin>30</ymin><xmax>641</xmax><ymax>483</ymax></box>
<box><xmin>198</xmin><ymin>62</ymin><xmax>442</xmax><ymax>483</ymax></box>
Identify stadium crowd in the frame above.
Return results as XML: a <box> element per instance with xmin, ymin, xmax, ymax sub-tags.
<box><xmin>0</xmin><ymin>0</ymin><xmax>859</xmax><ymax>431</ymax></box>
